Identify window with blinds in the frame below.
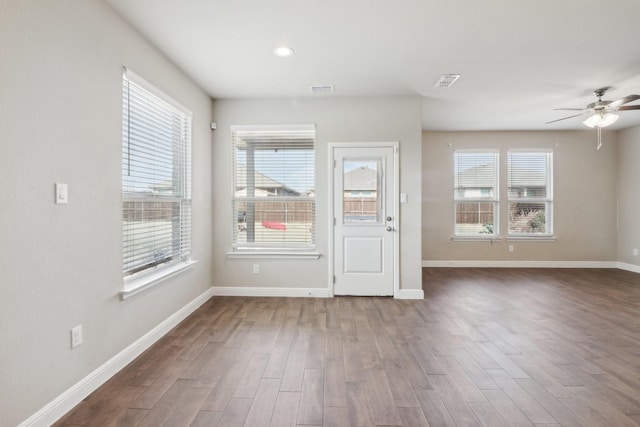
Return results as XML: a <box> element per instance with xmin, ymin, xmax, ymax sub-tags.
<box><xmin>453</xmin><ymin>151</ymin><xmax>499</xmax><ymax>236</ymax></box>
<box><xmin>232</xmin><ymin>125</ymin><xmax>316</xmax><ymax>251</ymax></box>
<box><xmin>122</xmin><ymin>69</ymin><xmax>192</xmax><ymax>277</ymax></box>
<box><xmin>508</xmin><ymin>151</ymin><xmax>553</xmax><ymax>236</ymax></box>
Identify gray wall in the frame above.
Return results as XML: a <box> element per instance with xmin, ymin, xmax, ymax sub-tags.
<box><xmin>0</xmin><ymin>1</ymin><xmax>214</xmax><ymax>424</ymax></box>
<box><xmin>617</xmin><ymin>125</ymin><xmax>640</xmax><ymax>267</ymax></box>
<box><xmin>422</xmin><ymin>131</ymin><xmax>618</xmax><ymax>262</ymax></box>
<box><xmin>211</xmin><ymin>97</ymin><xmax>423</xmax><ymax>292</ymax></box>
<box><xmin>2</xmin><ymin>1</ymin><xmax>637</xmax><ymax>424</ymax></box>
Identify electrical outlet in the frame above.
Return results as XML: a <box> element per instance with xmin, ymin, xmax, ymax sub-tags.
<box><xmin>633</xmin><ymin>248</ymin><xmax>638</xmax><ymax>256</ymax></box>
<box><xmin>71</xmin><ymin>325</ymin><xmax>83</xmax><ymax>349</ymax></box>
<box><xmin>508</xmin><ymin>245</ymin><xmax>514</xmax><ymax>253</ymax></box>
<box><xmin>253</xmin><ymin>264</ymin><xmax>260</xmax><ymax>274</ymax></box>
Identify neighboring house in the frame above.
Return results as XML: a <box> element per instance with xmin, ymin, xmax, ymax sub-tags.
<box><xmin>343</xmin><ymin>166</ymin><xmax>377</xmax><ymax>198</ymax></box>
<box><xmin>235</xmin><ymin>165</ymin><xmax>307</xmax><ymax>230</ymax></box>
<box><xmin>455</xmin><ymin>163</ymin><xmax>548</xmax><ymax>233</ymax></box>
<box><xmin>454</xmin><ymin>163</ymin><xmax>496</xmax><ymax>199</ymax></box>
<box><xmin>235</xmin><ymin>164</ymin><xmax>300</xmax><ymax>197</ymax></box>
<box><xmin>454</xmin><ymin>163</ymin><xmax>546</xmax><ymax>199</ymax></box>
<box><xmin>343</xmin><ymin>166</ymin><xmax>378</xmax><ymax>221</ymax></box>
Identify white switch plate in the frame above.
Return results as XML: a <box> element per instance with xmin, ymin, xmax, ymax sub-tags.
<box><xmin>55</xmin><ymin>183</ymin><xmax>68</xmax><ymax>204</ymax></box>
<box><xmin>400</xmin><ymin>193</ymin><xmax>408</xmax><ymax>203</ymax></box>
<box><xmin>253</xmin><ymin>264</ymin><xmax>260</xmax><ymax>274</ymax></box>
<box><xmin>633</xmin><ymin>248</ymin><xmax>638</xmax><ymax>256</ymax></box>
<box><xmin>508</xmin><ymin>245</ymin><xmax>514</xmax><ymax>253</ymax></box>
<box><xmin>71</xmin><ymin>325</ymin><xmax>83</xmax><ymax>349</ymax></box>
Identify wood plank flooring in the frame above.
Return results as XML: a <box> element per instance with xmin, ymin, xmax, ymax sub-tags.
<box><xmin>54</xmin><ymin>268</ymin><xmax>640</xmax><ymax>426</ymax></box>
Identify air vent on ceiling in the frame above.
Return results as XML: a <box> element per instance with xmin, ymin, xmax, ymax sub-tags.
<box><xmin>433</xmin><ymin>74</ymin><xmax>461</xmax><ymax>88</ymax></box>
<box><xmin>310</xmin><ymin>84</ymin><xmax>334</xmax><ymax>94</ymax></box>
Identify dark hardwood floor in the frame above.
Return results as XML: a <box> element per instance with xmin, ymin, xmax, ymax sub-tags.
<box><xmin>55</xmin><ymin>268</ymin><xmax>640</xmax><ymax>426</ymax></box>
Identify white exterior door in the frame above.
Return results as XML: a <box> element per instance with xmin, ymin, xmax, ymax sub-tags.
<box><xmin>332</xmin><ymin>144</ymin><xmax>397</xmax><ymax>296</ymax></box>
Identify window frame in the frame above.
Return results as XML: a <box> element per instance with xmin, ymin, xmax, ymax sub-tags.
<box><xmin>229</xmin><ymin>124</ymin><xmax>318</xmax><ymax>257</ymax></box>
<box><xmin>507</xmin><ymin>149</ymin><xmax>554</xmax><ymax>238</ymax></box>
<box><xmin>121</xmin><ymin>68</ymin><xmax>195</xmax><ymax>298</ymax></box>
<box><xmin>453</xmin><ymin>150</ymin><xmax>500</xmax><ymax>239</ymax></box>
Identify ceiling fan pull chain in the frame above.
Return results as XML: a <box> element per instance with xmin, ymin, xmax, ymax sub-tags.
<box><xmin>597</xmin><ymin>126</ymin><xmax>602</xmax><ymax>150</ymax></box>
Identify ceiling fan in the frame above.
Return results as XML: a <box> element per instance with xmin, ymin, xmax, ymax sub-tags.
<box><xmin>546</xmin><ymin>87</ymin><xmax>640</xmax><ymax>149</ymax></box>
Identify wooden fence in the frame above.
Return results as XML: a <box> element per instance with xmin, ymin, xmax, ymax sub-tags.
<box><xmin>456</xmin><ymin>202</ymin><xmax>494</xmax><ymax>224</ymax></box>
<box><xmin>343</xmin><ymin>198</ymin><xmax>377</xmax><ymax>218</ymax></box>
<box><xmin>123</xmin><ymin>201</ymin><xmax>177</xmax><ymax>221</ymax></box>
<box><xmin>235</xmin><ymin>197</ymin><xmax>377</xmax><ymax>224</ymax></box>
<box><xmin>237</xmin><ymin>200</ymin><xmax>314</xmax><ymax>223</ymax></box>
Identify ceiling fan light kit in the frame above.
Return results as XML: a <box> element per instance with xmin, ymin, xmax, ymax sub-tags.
<box><xmin>547</xmin><ymin>87</ymin><xmax>640</xmax><ymax>149</ymax></box>
<box><xmin>582</xmin><ymin>112</ymin><xmax>619</xmax><ymax>128</ymax></box>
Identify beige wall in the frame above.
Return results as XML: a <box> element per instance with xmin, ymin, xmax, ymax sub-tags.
<box><xmin>617</xmin><ymin>125</ymin><xmax>640</xmax><ymax>267</ymax></box>
<box><xmin>0</xmin><ymin>1</ymin><xmax>214</xmax><ymax>424</ymax></box>
<box><xmin>422</xmin><ymin>131</ymin><xmax>618</xmax><ymax>263</ymax></box>
<box><xmin>211</xmin><ymin>97</ymin><xmax>423</xmax><ymax>293</ymax></box>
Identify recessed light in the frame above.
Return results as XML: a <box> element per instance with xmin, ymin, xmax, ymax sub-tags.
<box><xmin>274</xmin><ymin>46</ymin><xmax>294</xmax><ymax>57</ymax></box>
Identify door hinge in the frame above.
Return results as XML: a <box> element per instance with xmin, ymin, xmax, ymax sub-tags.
<box><xmin>333</xmin><ymin>275</ymin><xmax>336</xmax><ymax>284</ymax></box>
<box><xmin>333</xmin><ymin>159</ymin><xmax>337</xmax><ymax>168</ymax></box>
<box><xmin>333</xmin><ymin>217</ymin><xmax>336</xmax><ymax>225</ymax></box>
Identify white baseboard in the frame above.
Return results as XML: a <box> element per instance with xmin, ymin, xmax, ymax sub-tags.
<box><xmin>19</xmin><ymin>287</ymin><xmax>215</xmax><ymax>427</ymax></box>
<box><xmin>395</xmin><ymin>289</ymin><xmax>424</xmax><ymax>299</ymax></box>
<box><xmin>212</xmin><ymin>286</ymin><xmax>424</xmax><ymax>299</ymax></box>
<box><xmin>617</xmin><ymin>262</ymin><xmax>640</xmax><ymax>273</ymax></box>
<box><xmin>212</xmin><ymin>286</ymin><xmax>331</xmax><ymax>298</ymax></box>
<box><xmin>422</xmin><ymin>260</ymin><xmax>618</xmax><ymax>268</ymax></box>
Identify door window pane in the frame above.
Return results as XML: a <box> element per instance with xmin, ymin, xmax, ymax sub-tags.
<box><xmin>343</xmin><ymin>159</ymin><xmax>381</xmax><ymax>223</ymax></box>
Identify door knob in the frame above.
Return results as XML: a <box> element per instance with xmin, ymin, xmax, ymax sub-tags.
<box><xmin>386</xmin><ymin>226</ymin><xmax>393</xmax><ymax>232</ymax></box>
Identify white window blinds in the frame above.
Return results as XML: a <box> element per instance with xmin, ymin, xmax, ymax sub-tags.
<box><xmin>507</xmin><ymin>151</ymin><xmax>553</xmax><ymax>235</ymax></box>
<box><xmin>122</xmin><ymin>69</ymin><xmax>192</xmax><ymax>276</ymax></box>
<box><xmin>232</xmin><ymin>125</ymin><xmax>316</xmax><ymax>250</ymax></box>
<box><xmin>453</xmin><ymin>151</ymin><xmax>499</xmax><ymax>236</ymax></box>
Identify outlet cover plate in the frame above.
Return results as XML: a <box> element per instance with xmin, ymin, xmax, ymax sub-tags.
<box><xmin>71</xmin><ymin>325</ymin><xmax>83</xmax><ymax>349</ymax></box>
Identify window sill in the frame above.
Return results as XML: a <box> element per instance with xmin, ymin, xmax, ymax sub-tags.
<box><xmin>507</xmin><ymin>236</ymin><xmax>556</xmax><ymax>242</ymax></box>
<box><xmin>226</xmin><ymin>251</ymin><xmax>321</xmax><ymax>260</ymax></box>
<box><xmin>120</xmin><ymin>260</ymin><xmax>198</xmax><ymax>300</ymax></box>
<box><xmin>451</xmin><ymin>236</ymin><xmax>501</xmax><ymax>242</ymax></box>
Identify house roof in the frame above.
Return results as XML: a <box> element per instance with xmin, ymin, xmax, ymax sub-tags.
<box><xmin>455</xmin><ymin>163</ymin><xmax>547</xmax><ymax>188</ymax></box>
<box><xmin>104</xmin><ymin>0</ymin><xmax>640</xmax><ymax>132</ymax></box>
<box><xmin>455</xmin><ymin>164</ymin><xmax>496</xmax><ymax>188</ymax></box>
<box><xmin>344</xmin><ymin>166</ymin><xmax>377</xmax><ymax>191</ymax></box>
<box><xmin>235</xmin><ymin>164</ymin><xmax>300</xmax><ymax>195</ymax></box>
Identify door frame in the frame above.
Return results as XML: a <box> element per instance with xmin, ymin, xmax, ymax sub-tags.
<box><xmin>328</xmin><ymin>142</ymin><xmax>400</xmax><ymax>298</ymax></box>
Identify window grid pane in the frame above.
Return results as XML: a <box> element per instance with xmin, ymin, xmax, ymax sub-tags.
<box><xmin>232</xmin><ymin>126</ymin><xmax>316</xmax><ymax>250</ymax></box>
<box><xmin>507</xmin><ymin>151</ymin><xmax>553</xmax><ymax>236</ymax></box>
<box><xmin>343</xmin><ymin>159</ymin><xmax>382</xmax><ymax>224</ymax></box>
<box><xmin>453</xmin><ymin>151</ymin><xmax>498</xmax><ymax>236</ymax></box>
<box><xmin>122</xmin><ymin>71</ymin><xmax>192</xmax><ymax>276</ymax></box>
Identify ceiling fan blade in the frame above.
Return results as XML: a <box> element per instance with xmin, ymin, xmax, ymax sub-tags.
<box><xmin>617</xmin><ymin>105</ymin><xmax>640</xmax><ymax>111</ymax></box>
<box><xmin>553</xmin><ymin>108</ymin><xmax>584</xmax><ymax>111</ymax></box>
<box><xmin>545</xmin><ymin>113</ymin><xmax>588</xmax><ymax>124</ymax></box>
<box><xmin>608</xmin><ymin>94</ymin><xmax>640</xmax><ymax>109</ymax></box>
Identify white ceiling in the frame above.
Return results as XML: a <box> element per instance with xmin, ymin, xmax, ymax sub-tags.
<box><xmin>105</xmin><ymin>0</ymin><xmax>640</xmax><ymax>131</ymax></box>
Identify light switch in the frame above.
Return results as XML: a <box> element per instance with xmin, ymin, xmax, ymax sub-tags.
<box><xmin>56</xmin><ymin>183</ymin><xmax>68</xmax><ymax>204</ymax></box>
<box><xmin>400</xmin><ymin>193</ymin><xmax>408</xmax><ymax>204</ymax></box>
